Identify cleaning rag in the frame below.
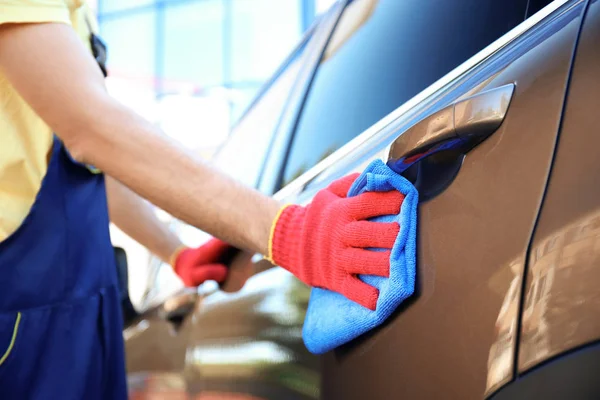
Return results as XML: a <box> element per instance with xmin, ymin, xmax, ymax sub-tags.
<box><xmin>302</xmin><ymin>159</ymin><xmax>419</xmax><ymax>354</ymax></box>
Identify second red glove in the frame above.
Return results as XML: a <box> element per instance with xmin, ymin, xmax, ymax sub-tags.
<box><xmin>171</xmin><ymin>238</ymin><xmax>232</xmax><ymax>287</ymax></box>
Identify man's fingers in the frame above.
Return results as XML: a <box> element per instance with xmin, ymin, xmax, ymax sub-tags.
<box><xmin>343</xmin><ymin>220</ymin><xmax>399</xmax><ymax>249</ymax></box>
<box><xmin>344</xmin><ymin>248</ymin><xmax>391</xmax><ymax>277</ymax></box>
<box><xmin>326</xmin><ymin>173</ymin><xmax>360</xmax><ymax>197</ymax></box>
<box><xmin>342</xmin><ymin>276</ymin><xmax>379</xmax><ymax>310</ymax></box>
<box><xmin>348</xmin><ymin>190</ymin><xmax>405</xmax><ymax>220</ymax></box>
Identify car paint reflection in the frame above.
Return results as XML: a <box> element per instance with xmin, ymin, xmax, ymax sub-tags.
<box><xmin>188</xmin><ymin>341</ymin><xmax>294</xmax><ymax>366</ymax></box>
<box><xmin>520</xmin><ymin>209</ymin><xmax>600</xmax><ymax>371</ymax></box>
<box><xmin>485</xmin><ymin>258</ymin><xmax>522</xmax><ymax>396</ymax></box>
<box><xmin>124</xmin><ymin>319</ymin><xmax>150</xmax><ymax>341</ymax></box>
<box><xmin>184</xmin><ymin>268</ymin><xmax>319</xmax><ymax>400</ymax></box>
<box><xmin>128</xmin><ymin>372</ymin><xmax>267</xmax><ymax>400</ymax></box>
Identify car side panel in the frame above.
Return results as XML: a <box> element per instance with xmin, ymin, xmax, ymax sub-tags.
<box><xmin>518</xmin><ymin>0</ymin><xmax>600</xmax><ymax>373</ymax></box>
<box><xmin>309</xmin><ymin>4</ymin><xmax>586</xmax><ymax>399</ymax></box>
<box><xmin>124</xmin><ymin>304</ymin><xmax>193</xmax><ymax>398</ymax></box>
<box><xmin>183</xmin><ymin>267</ymin><xmax>319</xmax><ymax>399</ymax></box>
<box><xmin>492</xmin><ymin>342</ymin><xmax>600</xmax><ymax>399</ymax></box>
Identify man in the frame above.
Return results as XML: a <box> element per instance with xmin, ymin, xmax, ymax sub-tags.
<box><xmin>0</xmin><ymin>1</ymin><xmax>403</xmax><ymax>398</ymax></box>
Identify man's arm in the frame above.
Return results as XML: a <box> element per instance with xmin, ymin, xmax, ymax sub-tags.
<box><xmin>0</xmin><ymin>22</ymin><xmax>279</xmax><ymax>254</ymax></box>
<box><xmin>106</xmin><ymin>176</ymin><xmax>183</xmax><ymax>264</ymax></box>
<box><xmin>0</xmin><ymin>21</ymin><xmax>405</xmax><ymax>310</ymax></box>
<box><xmin>107</xmin><ymin>177</ymin><xmax>231</xmax><ymax>288</ymax></box>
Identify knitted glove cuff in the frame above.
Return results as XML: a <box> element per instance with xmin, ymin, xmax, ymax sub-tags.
<box><xmin>268</xmin><ymin>205</ymin><xmax>306</xmax><ymax>272</ymax></box>
<box><xmin>169</xmin><ymin>245</ymin><xmax>189</xmax><ymax>270</ymax></box>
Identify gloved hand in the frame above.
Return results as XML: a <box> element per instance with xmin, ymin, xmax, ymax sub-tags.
<box><xmin>267</xmin><ymin>173</ymin><xmax>404</xmax><ymax>310</ymax></box>
<box><xmin>171</xmin><ymin>238</ymin><xmax>232</xmax><ymax>287</ymax></box>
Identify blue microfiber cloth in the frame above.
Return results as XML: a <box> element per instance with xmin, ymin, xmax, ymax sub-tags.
<box><xmin>302</xmin><ymin>159</ymin><xmax>419</xmax><ymax>354</ymax></box>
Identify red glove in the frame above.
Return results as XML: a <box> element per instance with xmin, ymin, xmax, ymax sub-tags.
<box><xmin>171</xmin><ymin>238</ymin><xmax>231</xmax><ymax>287</ymax></box>
<box><xmin>267</xmin><ymin>173</ymin><xmax>403</xmax><ymax>310</ymax></box>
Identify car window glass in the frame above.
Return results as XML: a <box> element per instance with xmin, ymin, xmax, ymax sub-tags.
<box><xmin>211</xmin><ymin>34</ymin><xmax>311</xmax><ymax>188</ymax></box>
<box><xmin>526</xmin><ymin>0</ymin><xmax>555</xmax><ymax>18</ymax></box>
<box><xmin>281</xmin><ymin>0</ymin><xmax>529</xmax><ymax>187</ymax></box>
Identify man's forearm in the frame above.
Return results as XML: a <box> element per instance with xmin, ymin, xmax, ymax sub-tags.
<box><xmin>81</xmin><ymin>103</ymin><xmax>279</xmax><ymax>254</ymax></box>
<box><xmin>0</xmin><ymin>22</ymin><xmax>280</xmax><ymax>255</ymax></box>
<box><xmin>106</xmin><ymin>176</ymin><xmax>183</xmax><ymax>264</ymax></box>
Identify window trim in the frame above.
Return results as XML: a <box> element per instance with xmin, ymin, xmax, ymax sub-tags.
<box><xmin>255</xmin><ymin>0</ymin><xmax>347</xmax><ymax>195</ymax></box>
<box><xmin>209</xmin><ymin>22</ymin><xmax>320</xmax><ymax>190</ymax></box>
<box><xmin>271</xmin><ymin>0</ymin><xmax>351</xmax><ymax>191</ymax></box>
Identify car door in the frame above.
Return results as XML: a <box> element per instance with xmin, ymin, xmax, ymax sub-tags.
<box><xmin>261</xmin><ymin>0</ymin><xmax>586</xmax><ymax>399</ymax></box>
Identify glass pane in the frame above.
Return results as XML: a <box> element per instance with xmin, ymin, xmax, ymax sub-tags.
<box><xmin>163</xmin><ymin>1</ymin><xmax>224</xmax><ymax>89</ymax></box>
<box><xmin>99</xmin><ymin>0</ymin><xmax>153</xmax><ymax>14</ymax></box>
<box><xmin>526</xmin><ymin>0</ymin><xmax>555</xmax><ymax>18</ymax></box>
<box><xmin>230</xmin><ymin>0</ymin><xmax>302</xmax><ymax>83</ymax></box>
<box><xmin>212</xmin><ymin>37</ymin><xmax>311</xmax><ymax>188</ymax></box>
<box><xmin>100</xmin><ymin>11</ymin><xmax>156</xmax><ymax>83</ymax></box>
<box><xmin>281</xmin><ymin>0</ymin><xmax>529</xmax><ymax>187</ymax></box>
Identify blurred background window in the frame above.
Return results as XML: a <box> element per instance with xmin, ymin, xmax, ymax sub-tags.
<box><xmin>100</xmin><ymin>11</ymin><xmax>156</xmax><ymax>88</ymax></box>
<box><xmin>230</xmin><ymin>0</ymin><xmax>301</xmax><ymax>84</ymax></box>
<box><xmin>281</xmin><ymin>0</ymin><xmax>530</xmax><ymax>187</ymax></box>
<box><xmin>97</xmin><ymin>0</ymin><xmax>326</xmax><ymax>131</ymax></box>
<box><xmin>163</xmin><ymin>1</ymin><xmax>224</xmax><ymax>90</ymax></box>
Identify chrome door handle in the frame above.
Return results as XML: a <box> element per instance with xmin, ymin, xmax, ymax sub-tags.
<box><xmin>387</xmin><ymin>83</ymin><xmax>515</xmax><ymax>174</ymax></box>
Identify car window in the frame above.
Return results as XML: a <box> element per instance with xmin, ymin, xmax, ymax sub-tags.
<box><xmin>211</xmin><ymin>33</ymin><xmax>312</xmax><ymax>189</ymax></box>
<box><xmin>526</xmin><ymin>0</ymin><xmax>556</xmax><ymax>18</ymax></box>
<box><xmin>280</xmin><ymin>0</ymin><xmax>529</xmax><ymax>187</ymax></box>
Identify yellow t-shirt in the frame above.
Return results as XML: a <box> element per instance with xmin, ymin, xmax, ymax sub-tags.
<box><xmin>0</xmin><ymin>0</ymin><xmax>98</xmax><ymax>240</ymax></box>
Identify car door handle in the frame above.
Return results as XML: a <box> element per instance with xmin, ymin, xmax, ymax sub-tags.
<box><xmin>159</xmin><ymin>289</ymin><xmax>198</xmax><ymax>329</ymax></box>
<box><xmin>387</xmin><ymin>83</ymin><xmax>515</xmax><ymax>174</ymax></box>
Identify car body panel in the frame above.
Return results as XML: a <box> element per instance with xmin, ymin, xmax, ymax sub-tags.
<box><xmin>518</xmin><ymin>0</ymin><xmax>600</xmax><ymax>373</ymax></box>
<box><xmin>299</xmin><ymin>2</ymin><xmax>585</xmax><ymax>399</ymax></box>
<box><xmin>183</xmin><ymin>268</ymin><xmax>318</xmax><ymax>399</ymax></box>
<box><xmin>122</xmin><ymin>1</ymin><xmax>596</xmax><ymax>399</ymax></box>
<box><xmin>491</xmin><ymin>342</ymin><xmax>600</xmax><ymax>399</ymax></box>
<box><xmin>124</xmin><ymin>288</ymin><xmax>199</xmax><ymax>398</ymax></box>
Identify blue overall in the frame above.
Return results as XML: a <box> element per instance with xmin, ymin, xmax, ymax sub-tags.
<box><xmin>0</xmin><ymin>138</ymin><xmax>128</xmax><ymax>399</ymax></box>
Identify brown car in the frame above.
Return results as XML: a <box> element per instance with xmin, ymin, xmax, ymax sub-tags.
<box><xmin>116</xmin><ymin>0</ymin><xmax>600</xmax><ymax>398</ymax></box>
